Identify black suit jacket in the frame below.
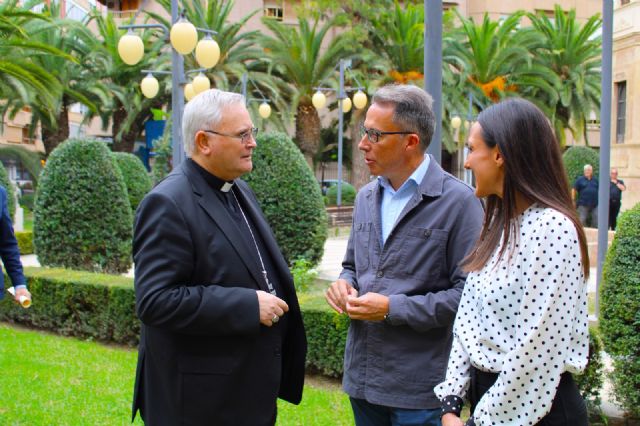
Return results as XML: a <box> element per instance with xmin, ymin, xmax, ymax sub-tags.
<box><xmin>132</xmin><ymin>160</ymin><xmax>306</xmax><ymax>425</ymax></box>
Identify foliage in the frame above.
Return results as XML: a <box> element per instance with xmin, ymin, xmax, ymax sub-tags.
<box><xmin>0</xmin><ymin>323</ymin><xmax>352</xmax><ymax>425</ymax></box>
<box><xmin>0</xmin><ymin>145</ymin><xmax>43</xmax><ymax>188</ymax></box>
<box><xmin>112</xmin><ymin>152</ymin><xmax>152</xmax><ymax>212</ymax></box>
<box><xmin>244</xmin><ymin>132</ymin><xmax>327</xmax><ymax>265</ymax></box>
<box><xmin>19</xmin><ymin>192</ymin><xmax>35</xmax><ymax>211</ymax></box>
<box><xmin>574</xmin><ymin>327</ymin><xmax>604</xmax><ymax>411</ymax></box>
<box><xmin>325</xmin><ymin>182</ymin><xmax>356</xmax><ymax>206</ymax></box>
<box><xmin>15</xmin><ymin>230</ymin><xmax>33</xmax><ymax>255</ymax></box>
<box><xmin>527</xmin><ymin>7</ymin><xmax>601</xmax><ymax>147</ymax></box>
<box><xmin>303</xmin><ymin>309</ymin><xmax>350</xmax><ymax>377</ymax></box>
<box><xmin>600</xmin><ymin>203</ymin><xmax>640</xmax><ymax>418</ymax></box>
<box><xmin>150</xmin><ymin>125</ymin><xmax>173</xmax><ymax>184</ymax></box>
<box><xmin>33</xmin><ymin>139</ymin><xmax>132</xmax><ymax>273</ymax></box>
<box><xmin>0</xmin><ymin>161</ymin><xmax>16</xmax><ymax>222</ymax></box>
<box><xmin>290</xmin><ymin>258</ymin><xmax>318</xmax><ymax>293</ymax></box>
<box><xmin>562</xmin><ymin>146</ymin><xmax>599</xmax><ymax>187</ymax></box>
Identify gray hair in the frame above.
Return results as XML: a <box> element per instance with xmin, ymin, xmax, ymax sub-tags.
<box><xmin>182</xmin><ymin>89</ymin><xmax>245</xmax><ymax>157</ymax></box>
<box><xmin>584</xmin><ymin>164</ymin><xmax>593</xmax><ymax>170</ymax></box>
<box><xmin>372</xmin><ymin>84</ymin><xmax>436</xmax><ymax>151</ymax></box>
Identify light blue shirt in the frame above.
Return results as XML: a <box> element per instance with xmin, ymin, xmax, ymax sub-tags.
<box><xmin>378</xmin><ymin>155</ymin><xmax>430</xmax><ymax>245</ymax></box>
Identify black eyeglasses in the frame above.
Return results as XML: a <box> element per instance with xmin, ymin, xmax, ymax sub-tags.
<box><xmin>360</xmin><ymin>125</ymin><xmax>414</xmax><ymax>144</ymax></box>
<box><xmin>203</xmin><ymin>127</ymin><xmax>259</xmax><ymax>145</ymax></box>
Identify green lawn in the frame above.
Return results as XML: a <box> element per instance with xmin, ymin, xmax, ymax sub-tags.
<box><xmin>0</xmin><ymin>323</ymin><xmax>352</xmax><ymax>425</ymax></box>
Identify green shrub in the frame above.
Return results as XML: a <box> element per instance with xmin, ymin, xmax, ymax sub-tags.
<box><xmin>325</xmin><ymin>182</ymin><xmax>356</xmax><ymax>206</ymax></box>
<box><xmin>562</xmin><ymin>146</ymin><xmax>599</xmax><ymax>187</ymax></box>
<box><xmin>0</xmin><ymin>268</ymin><xmax>348</xmax><ymax>377</ymax></box>
<box><xmin>112</xmin><ymin>152</ymin><xmax>153</xmax><ymax>212</ymax></box>
<box><xmin>151</xmin><ymin>128</ymin><xmax>172</xmax><ymax>184</ymax></box>
<box><xmin>19</xmin><ymin>192</ymin><xmax>35</xmax><ymax>211</ymax></box>
<box><xmin>0</xmin><ymin>161</ymin><xmax>16</xmax><ymax>221</ymax></box>
<box><xmin>290</xmin><ymin>258</ymin><xmax>318</xmax><ymax>293</ymax></box>
<box><xmin>33</xmin><ymin>139</ymin><xmax>132</xmax><ymax>274</ymax></box>
<box><xmin>574</xmin><ymin>327</ymin><xmax>604</xmax><ymax>413</ymax></box>
<box><xmin>15</xmin><ymin>231</ymin><xmax>33</xmax><ymax>255</ymax></box>
<box><xmin>244</xmin><ymin>131</ymin><xmax>327</xmax><ymax>265</ymax></box>
<box><xmin>600</xmin><ymin>203</ymin><xmax>640</xmax><ymax>418</ymax></box>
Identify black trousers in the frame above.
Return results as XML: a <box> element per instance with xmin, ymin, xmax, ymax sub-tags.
<box><xmin>609</xmin><ymin>200</ymin><xmax>621</xmax><ymax>230</ymax></box>
<box><xmin>469</xmin><ymin>367</ymin><xmax>587</xmax><ymax>426</ymax></box>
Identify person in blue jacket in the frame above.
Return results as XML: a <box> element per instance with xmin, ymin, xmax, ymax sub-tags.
<box><xmin>0</xmin><ymin>185</ymin><xmax>29</xmax><ymax>303</ymax></box>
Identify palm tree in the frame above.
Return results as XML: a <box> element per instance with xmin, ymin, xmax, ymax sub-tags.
<box><xmin>6</xmin><ymin>2</ymin><xmax>110</xmax><ymax>156</ymax></box>
<box><xmin>0</xmin><ymin>0</ymin><xmax>67</xmax><ymax>123</ymax></box>
<box><xmin>528</xmin><ymin>6</ymin><xmax>601</xmax><ymax>147</ymax></box>
<box><xmin>260</xmin><ymin>16</ymin><xmax>354</xmax><ymax>162</ymax></box>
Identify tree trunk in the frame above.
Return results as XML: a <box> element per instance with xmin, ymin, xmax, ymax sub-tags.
<box><xmin>42</xmin><ymin>100</ymin><xmax>69</xmax><ymax>157</ymax></box>
<box><xmin>295</xmin><ymin>100</ymin><xmax>321</xmax><ymax>165</ymax></box>
<box><xmin>350</xmin><ymin>108</ymin><xmax>369</xmax><ymax>190</ymax></box>
<box><xmin>111</xmin><ymin>105</ymin><xmax>146</xmax><ymax>153</ymax></box>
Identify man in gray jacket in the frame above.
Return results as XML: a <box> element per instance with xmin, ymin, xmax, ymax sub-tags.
<box><xmin>326</xmin><ymin>84</ymin><xmax>483</xmax><ymax>426</ymax></box>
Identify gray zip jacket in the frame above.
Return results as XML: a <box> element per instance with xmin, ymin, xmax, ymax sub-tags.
<box><xmin>339</xmin><ymin>157</ymin><xmax>483</xmax><ymax>409</ymax></box>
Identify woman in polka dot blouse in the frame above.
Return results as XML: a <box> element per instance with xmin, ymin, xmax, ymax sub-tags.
<box><xmin>435</xmin><ymin>98</ymin><xmax>590</xmax><ymax>426</ymax></box>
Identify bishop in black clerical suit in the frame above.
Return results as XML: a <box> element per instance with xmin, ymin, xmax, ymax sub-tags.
<box><xmin>131</xmin><ymin>89</ymin><xmax>307</xmax><ymax>425</ymax></box>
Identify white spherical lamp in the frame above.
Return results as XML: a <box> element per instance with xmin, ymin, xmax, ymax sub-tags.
<box><xmin>451</xmin><ymin>116</ymin><xmax>462</xmax><ymax>130</ymax></box>
<box><xmin>118</xmin><ymin>30</ymin><xmax>144</xmax><ymax>65</ymax></box>
<box><xmin>312</xmin><ymin>91</ymin><xmax>327</xmax><ymax>109</ymax></box>
<box><xmin>353</xmin><ymin>90</ymin><xmax>368</xmax><ymax>109</ymax></box>
<box><xmin>195</xmin><ymin>36</ymin><xmax>220</xmax><ymax>69</ymax></box>
<box><xmin>184</xmin><ymin>83</ymin><xmax>196</xmax><ymax>101</ymax></box>
<box><xmin>170</xmin><ymin>18</ymin><xmax>198</xmax><ymax>55</ymax></box>
<box><xmin>342</xmin><ymin>97</ymin><xmax>352</xmax><ymax>113</ymax></box>
<box><xmin>258</xmin><ymin>102</ymin><xmax>272</xmax><ymax>119</ymax></box>
<box><xmin>140</xmin><ymin>73</ymin><xmax>159</xmax><ymax>99</ymax></box>
<box><xmin>192</xmin><ymin>73</ymin><xmax>210</xmax><ymax>94</ymax></box>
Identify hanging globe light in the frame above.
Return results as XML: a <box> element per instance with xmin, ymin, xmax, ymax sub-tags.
<box><xmin>353</xmin><ymin>90</ymin><xmax>368</xmax><ymax>109</ymax></box>
<box><xmin>451</xmin><ymin>116</ymin><xmax>462</xmax><ymax>130</ymax></box>
<box><xmin>195</xmin><ymin>35</ymin><xmax>220</xmax><ymax>69</ymax></box>
<box><xmin>140</xmin><ymin>73</ymin><xmax>159</xmax><ymax>99</ymax></box>
<box><xmin>118</xmin><ymin>30</ymin><xmax>144</xmax><ymax>65</ymax></box>
<box><xmin>258</xmin><ymin>102</ymin><xmax>272</xmax><ymax>119</ymax></box>
<box><xmin>170</xmin><ymin>18</ymin><xmax>198</xmax><ymax>55</ymax></box>
<box><xmin>184</xmin><ymin>83</ymin><xmax>196</xmax><ymax>101</ymax></box>
<box><xmin>312</xmin><ymin>91</ymin><xmax>327</xmax><ymax>109</ymax></box>
<box><xmin>342</xmin><ymin>97</ymin><xmax>352</xmax><ymax>113</ymax></box>
<box><xmin>192</xmin><ymin>73</ymin><xmax>210</xmax><ymax>94</ymax></box>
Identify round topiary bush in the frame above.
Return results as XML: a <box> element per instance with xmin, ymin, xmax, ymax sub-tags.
<box><xmin>0</xmin><ymin>161</ymin><xmax>16</xmax><ymax>221</ymax></box>
<box><xmin>600</xmin><ymin>202</ymin><xmax>640</xmax><ymax>418</ymax></box>
<box><xmin>112</xmin><ymin>152</ymin><xmax>153</xmax><ymax>212</ymax></box>
<box><xmin>34</xmin><ymin>139</ymin><xmax>133</xmax><ymax>274</ymax></box>
<box><xmin>562</xmin><ymin>146</ymin><xmax>599</xmax><ymax>187</ymax></box>
<box><xmin>244</xmin><ymin>131</ymin><xmax>327</xmax><ymax>266</ymax></box>
<box><xmin>325</xmin><ymin>182</ymin><xmax>356</xmax><ymax>206</ymax></box>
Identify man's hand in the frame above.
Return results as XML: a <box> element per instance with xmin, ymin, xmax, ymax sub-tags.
<box><xmin>13</xmin><ymin>287</ymin><xmax>31</xmax><ymax>307</ymax></box>
<box><xmin>256</xmin><ymin>290</ymin><xmax>289</xmax><ymax>327</ymax></box>
<box><xmin>325</xmin><ymin>279</ymin><xmax>358</xmax><ymax>314</ymax></box>
<box><xmin>441</xmin><ymin>413</ymin><xmax>464</xmax><ymax>426</ymax></box>
<box><xmin>345</xmin><ymin>292</ymin><xmax>389</xmax><ymax>321</ymax></box>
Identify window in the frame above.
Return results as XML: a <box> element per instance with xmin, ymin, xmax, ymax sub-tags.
<box><xmin>615</xmin><ymin>81</ymin><xmax>626</xmax><ymax>143</ymax></box>
<box><xmin>21</xmin><ymin>127</ymin><xmax>36</xmax><ymax>145</ymax></box>
<box><xmin>66</xmin><ymin>0</ymin><xmax>88</xmax><ymax>22</ymax></box>
<box><xmin>264</xmin><ymin>6</ymin><xmax>283</xmax><ymax>20</ymax></box>
<box><xmin>621</xmin><ymin>0</ymin><xmax>630</xmax><ymax>6</ymax></box>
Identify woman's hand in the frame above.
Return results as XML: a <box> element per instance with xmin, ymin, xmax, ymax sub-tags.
<box><xmin>441</xmin><ymin>413</ymin><xmax>464</xmax><ymax>426</ymax></box>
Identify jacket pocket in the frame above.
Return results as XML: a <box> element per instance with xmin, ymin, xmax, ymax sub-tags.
<box><xmin>399</xmin><ymin>227</ymin><xmax>448</xmax><ymax>280</ymax></box>
<box><xmin>353</xmin><ymin>222</ymin><xmax>372</xmax><ymax>270</ymax></box>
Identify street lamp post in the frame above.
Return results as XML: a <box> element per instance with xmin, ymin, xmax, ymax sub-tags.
<box><xmin>117</xmin><ymin>2</ymin><xmax>220</xmax><ymax>169</ymax></box>
<box><xmin>450</xmin><ymin>92</ymin><xmax>475</xmax><ymax>186</ymax></box>
<box><xmin>312</xmin><ymin>59</ymin><xmax>368</xmax><ymax>207</ymax></box>
<box><xmin>239</xmin><ymin>73</ymin><xmax>272</xmax><ymax>119</ymax></box>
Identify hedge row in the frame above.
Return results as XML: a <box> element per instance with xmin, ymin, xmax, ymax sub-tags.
<box><xmin>15</xmin><ymin>231</ymin><xmax>33</xmax><ymax>255</ymax></box>
<box><xmin>0</xmin><ymin>268</ymin><xmax>347</xmax><ymax>376</ymax></box>
<box><xmin>0</xmin><ymin>268</ymin><xmax>604</xmax><ymax>393</ymax></box>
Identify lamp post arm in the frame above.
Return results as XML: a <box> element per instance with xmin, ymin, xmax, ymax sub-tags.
<box><xmin>119</xmin><ymin>24</ymin><xmax>169</xmax><ymax>39</ymax></box>
<box><xmin>141</xmin><ymin>70</ymin><xmax>173</xmax><ymax>75</ymax></box>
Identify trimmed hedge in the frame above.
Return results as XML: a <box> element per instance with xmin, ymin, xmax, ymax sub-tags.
<box><xmin>112</xmin><ymin>152</ymin><xmax>152</xmax><ymax>213</ymax></box>
<box><xmin>15</xmin><ymin>231</ymin><xmax>33</xmax><ymax>255</ymax></box>
<box><xmin>325</xmin><ymin>182</ymin><xmax>356</xmax><ymax>206</ymax></box>
<box><xmin>574</xmin><ymin>327</ymin><xmax>604</xmax><ymax>412</ymax></box>
<box><xmin>244</xmin><ymin>131</ymin><xmax>328</xmax><ymax>265</ymax></box>
<box><xmin>601</xmin><ymin>203</ymin><xmax>640</xmax><ymax>418</ymax></box>
<box><xmin>0</xmin><ymin>268</ymin><xmax>347</xmax><ymax>377</ymax></box>
<box><xmin>562</xmin><ymin>146</ymin><xmax>599</xmax><ymax>187</ymax></box>
<box><xmin>33</xmin><ymin>139</ymin><xmax>132</xmax><ymax>274</ymax></box>
<box><xmin>0</xmin><ymin>161</ymin><xmax>16</xmax><ymax>222</ymax></box>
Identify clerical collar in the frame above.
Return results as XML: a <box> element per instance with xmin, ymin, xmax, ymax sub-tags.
<box><xmin>189</xmin><ymin>158</ymin><xmax>235</xmax><ymax>192</ymax></box>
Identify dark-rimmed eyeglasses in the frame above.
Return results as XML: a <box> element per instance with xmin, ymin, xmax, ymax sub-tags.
<box><xmin>360</xmin><ymin>125</ymin><xmax>414</xmax><ymax>144</ymax></box>
<box><xmin>202</xmin><ymin>127</ymin><xmax>259</xmax><ymax>145</ymax></box>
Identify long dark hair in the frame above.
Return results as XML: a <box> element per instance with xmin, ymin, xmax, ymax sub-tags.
<box><xmin>463</xmin><ymin>98</ymin><xmax>590</xmax><ymax>279</ymax></box>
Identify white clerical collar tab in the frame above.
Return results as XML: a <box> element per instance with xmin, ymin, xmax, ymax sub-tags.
<box><xmin>221</xmin><ymin>182</ymin><xmax>234</xmax><ymax>192</ymax></box>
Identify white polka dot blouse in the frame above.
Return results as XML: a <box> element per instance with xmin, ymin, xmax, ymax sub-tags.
<box><xmin>434</xmin><ymin>205</ymin><xmax>589</xmax><ymax>425</ymax></box>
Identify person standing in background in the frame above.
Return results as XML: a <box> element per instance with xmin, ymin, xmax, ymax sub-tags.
<box><xmin>609</xmin><ymin>168</ymin><xmax>626</xmax><ymax>230</ymax></box>
<box><xmin>572</xmin><ymin>164</ymin><xmax>599</xmax><ymax>227</ymax></box>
